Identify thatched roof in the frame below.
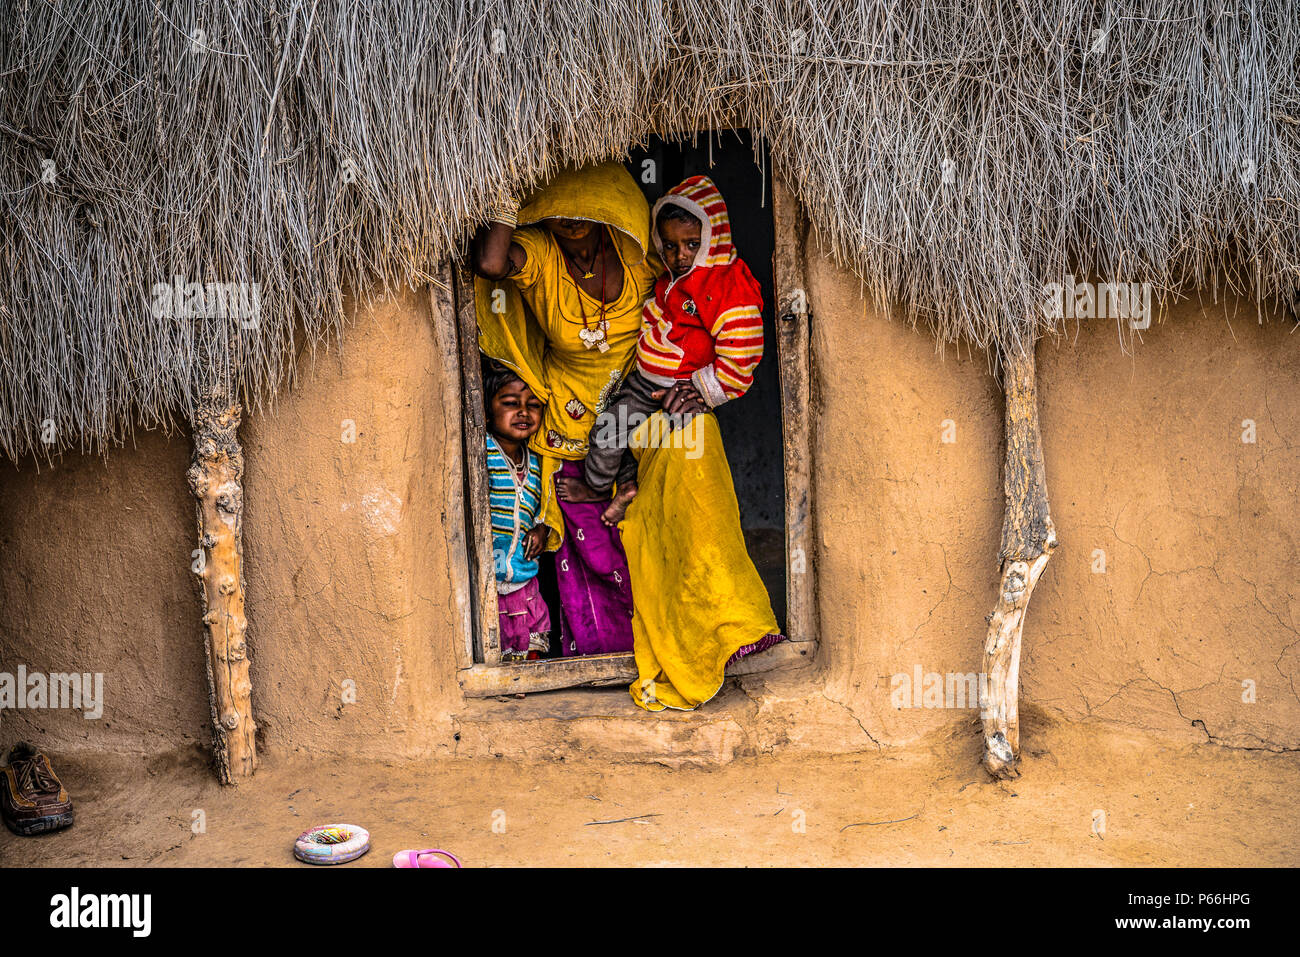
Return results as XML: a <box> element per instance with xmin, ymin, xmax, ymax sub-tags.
<box><xmin>2</xmin><ymin>1</ymin><xmax>1297</xmax><ymax>458</ymax></box>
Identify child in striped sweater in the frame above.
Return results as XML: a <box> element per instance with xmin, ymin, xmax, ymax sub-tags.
<box><xmin>583</xmin><ymin>175</ymin><xmax>765</xmax><ymax>525</ymax></box>
<box><xmin>483</xmin><ymin>362</ymin><xmax>551</xmax><ymax>662</ymax></box>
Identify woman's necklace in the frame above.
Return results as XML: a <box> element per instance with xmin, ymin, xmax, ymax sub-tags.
<box><xmin>572</xmin><ymin>248</ymin><xmax>596</xmax><ymax>280</ymax></box>
<box><xmin>565</xmin><ymin>229</ymin><xmax>610</xmax><ymax>352</ymax></box>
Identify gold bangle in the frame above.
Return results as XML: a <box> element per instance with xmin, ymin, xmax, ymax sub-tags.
<box><xmin>487</xmin><ymin>197</ymin><xmax>519</xmax><ymax>228</ymax></box>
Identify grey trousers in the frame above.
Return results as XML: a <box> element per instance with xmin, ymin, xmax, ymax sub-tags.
<box><xmin>583</xmin><ymin>369</ymin><xmax>666</xmax><ymax>495</ymax></box>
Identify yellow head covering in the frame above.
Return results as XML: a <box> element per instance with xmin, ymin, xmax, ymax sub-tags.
<box><xmin>517</xmin><ymin>163</ymin><xmax>651</xmax><ymax>269</ymax></box>
<box><xmin>475</xmin><ymin>162</ymin><xmax>652</xmax><ymax>400</ymax></box>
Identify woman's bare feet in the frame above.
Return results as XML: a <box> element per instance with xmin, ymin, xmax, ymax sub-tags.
<box><xmin>555</xmin><ymin>474</ymin><xmax>607</xmax><ymax>503</ymax></box>
<box><xmin>601</xmin><ymin>483</ymin><xmax>637</xmax><ymax>526</ymax></box>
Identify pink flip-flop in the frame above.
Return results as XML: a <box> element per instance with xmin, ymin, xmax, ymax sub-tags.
<box><xmin>393</xmin><ymin>848</ymin><xmax>462</xmax><ymax>868</ymax></box>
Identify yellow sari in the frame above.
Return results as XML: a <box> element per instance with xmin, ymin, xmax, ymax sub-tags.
<box><xmin>621</xmin><ymin>413</ymin><xmax>781</xmax><ymax>710</ymax></box>
<box><xmin>475</xmin><ymin>163</ymin><xmax>658</xmax><ymax>548</ymax></box>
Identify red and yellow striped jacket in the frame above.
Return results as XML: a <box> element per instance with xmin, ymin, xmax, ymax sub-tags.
<box><xmin>636</xmin><ymin>175</ymin><xmax>764</xmax><ymax>407</ymax></box>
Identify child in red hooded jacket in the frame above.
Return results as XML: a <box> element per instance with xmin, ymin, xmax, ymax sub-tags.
<box><xmin>584</xmin><ymin>175</ymin><xmax>765</xmax><ymax>526</ymax></box>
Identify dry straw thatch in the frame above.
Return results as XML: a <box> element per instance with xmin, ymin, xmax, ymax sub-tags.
<box><xmin>1</xmin><ymin>1</ymin><xmax>1297</xmax><ymax>459</ymax></box>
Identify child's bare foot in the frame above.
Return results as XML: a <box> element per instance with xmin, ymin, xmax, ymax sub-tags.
<box><xmin>601</xmin><ymin>483</ymin><xmax>637</xmax><ymax>526</ymax></box>
<box><xmin>554</xmin><ymin>474</ymin><xmax>607</xmax><ymax>503</ymax></box>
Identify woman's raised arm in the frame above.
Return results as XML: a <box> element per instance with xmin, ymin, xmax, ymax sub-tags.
<box><xmin>472</xmin><ymin>198</ymin><xmax>526</xmax><ymax>280</ymax></box>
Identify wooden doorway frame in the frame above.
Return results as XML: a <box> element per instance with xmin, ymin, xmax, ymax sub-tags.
<box><xmin>449</xmin><ymin>169</ymin><xmax>818</xmax><ymax>697</ymax></box>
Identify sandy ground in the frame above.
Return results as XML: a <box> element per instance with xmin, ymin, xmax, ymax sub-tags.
<box><xmin>2</xmin><ymin>716</ymin><xmax>1296</xmax><ymax>868</ymax></box>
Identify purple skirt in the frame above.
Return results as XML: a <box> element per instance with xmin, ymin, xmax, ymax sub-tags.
<box><xmin>553</xmin><ymin>460</ymin><xmax>635</xmax><ymax>656</ymax></box>
<box><xmin>727</xmin><ymin>632</ymin><xmax>787</xmax><ymax>665</ymax></box>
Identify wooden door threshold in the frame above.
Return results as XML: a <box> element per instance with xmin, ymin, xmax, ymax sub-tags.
<box><xmin>459</xmin><ymin>639</ymin><xmax>817</xmax><ymax>697</ymax></box>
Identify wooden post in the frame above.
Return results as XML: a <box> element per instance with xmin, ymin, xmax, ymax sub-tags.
<box><xmin>188</xmin><ymin>388</ymin><xmax>257</xmax><ymax>783</ymax></box>
<box><xmin>981</xmin><ymin>341</ymin><xmax>1056</xmax><ymax>778</ymax></box>
<box><xmin>430</xmin><ymin>271</ymin><xmax>476</xmax><ymax>672</ymax></box>
<box><xmin>452</xmin><ymin>266</ymin><xmax>502</xmax><ymax>666</ymax></box>
<box><xmin>771</xmin><ymin>171</ymin><xmax>819</xmax><ymax>646</ymax></box>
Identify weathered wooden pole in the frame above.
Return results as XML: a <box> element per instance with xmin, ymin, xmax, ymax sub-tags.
<box><xmin>187</xmin><ymin>387</ymin><xmax>257</xmax><ymax>783</ymax></box>
<box><xmin>981</xmin><ymin>340</ymin><xmax>1056</xmax><ymax>779</ymax></box>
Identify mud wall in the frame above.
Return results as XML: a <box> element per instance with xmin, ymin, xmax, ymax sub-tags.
<box><xmin>0</xmin><ymin>287</ymin><xmax>467</xmax><ymax>759</ymax></box>
<box><xmin>804</xmin><ymin>253</ymin><xmax>1005</xmax><ymax>744</ymax></box>
<box><xmin>1</xmin><ymin>261</ymin><xmax>1296</xmax><ymax>761</ymax></box>
<box><xmin>806</xmin><ymin>259</ymin><xmax>1299</xmax><ymax>751</ymax></box>
<box><xmin>0</xmin><ymin>429</ymin><xmax>207</xmax><ymax>753</ymax></box>
<box><xmin>239</xmin><ymin>289</ymin><xmax>465</xmax><ymax>758</ymax></box>
<box><xmin>1030</xmin><ymin>300</ymin><xmax>1299</xmax><ymax>748</ymax></box>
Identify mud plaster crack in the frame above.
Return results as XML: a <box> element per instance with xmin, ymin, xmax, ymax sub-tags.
<box><xmin>1276</xmin><ymin>637</ymin><xmax>1300</xmax><ymax>705</ymax></box>
<box><xmin>1097</xmin><ymin>508</ymin><xmax>1300</xmax><ymax>721</ymax></box>
<box><xmin>1107</xmin><ymin>509</ymin><xmax>1245</xmax><ymax>605</ymax></box>
<box><xmin>818</xmin><ymin>689</ymin><xmax>882</xmax><ymax>750</ymax></box>
<box><xmin>1139</xmin><ymin>665</ymin><xmax>1299</xmax><ymax>753</ymax></box>
<box><xmin>1235</xmin><ymin>573</ymin><xmax>1300</xmax><ymax>706</ymax></box>
<box><xmin>1105</xmin><ymin>513</ymin><xmax>1154</xmax><ymax>598</ymax></box>
<box><xmin>1262</xmin><ymin>388</ymin><xmax>1297</xmax><ymax>453</ymax></box>
<box><xmin>1239</xmin><ymin>573</ymin><xmax>1300</xmax><ymax>637</ymax></box>
<box><xmin>897</xmin><ymin>540</ymin><xmax>961</xmax><ymax>655</ymax></box>
<box><xmin>1080</xmin><ymin>676</ymin><xmax>1152</xmax><ymax>717</ymax></box>
<box><xmin>1135</xmin><ymin>563</ymin><xmax>1228</xmax><ymax>603</ymax></box>
<box><xmin>291</xmin><ymin>548</ymin><xmax>338</xmax><ymax>602</ymax></box>
<box><xmin>928</xmin><ymin>539</ymin><xmax>973</xmax><ymax>600</ymax></box>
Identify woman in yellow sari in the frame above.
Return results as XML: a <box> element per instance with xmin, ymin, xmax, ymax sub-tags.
<box><xmin>472</xmin><ymin>163</ymin><xmax>657</xmax><ymax>656</ymax></box>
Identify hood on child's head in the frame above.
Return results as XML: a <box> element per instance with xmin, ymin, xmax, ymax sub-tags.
<box><xmin>651</xmin><ymin>175</ymin><xmax>736</xmax><ymax>279</ymax></box>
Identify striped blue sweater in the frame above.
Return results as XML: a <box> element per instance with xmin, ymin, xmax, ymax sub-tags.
<box><xmin>486</xmin><ymin>435</ymin><xmax>543</xmax><ymax>587</ymax></box>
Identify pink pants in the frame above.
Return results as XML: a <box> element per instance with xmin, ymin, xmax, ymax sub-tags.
<box><xmin>497</xmin><ymin>578</ymin><xmax>552</xmax><ymax>655</ymax></box>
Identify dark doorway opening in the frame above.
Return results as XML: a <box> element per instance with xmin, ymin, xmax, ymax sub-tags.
<box><xmin>456</xmin><ymin>130</ymin><xmax>817</xmax><ymax>692</ymax></box>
